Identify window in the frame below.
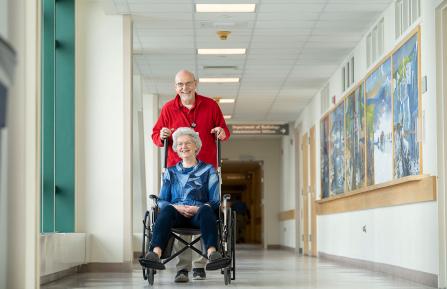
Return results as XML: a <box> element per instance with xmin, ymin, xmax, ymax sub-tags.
<box><xmin>41</xmin><ymin>0</ymin><xmax>75</xmax><ymax>233</ymax></box>
<box><xmin>395</xmin><ymin>0</ymin><xmax>421</xmax><ymax>38</ymax></box>
<box><xmin>321</xmin><ymin>83</ymin><xmax>330</xmax><ymax>114</ymax></box>
<box><xmin>341</xmin><ymin>56</ymin><xmax>355</xmax><ymax>92</ymax></box>
<box><xmin>366</xmin><ymin>18</ymin><xmax>384</xmax><ymax>67</ymax></box>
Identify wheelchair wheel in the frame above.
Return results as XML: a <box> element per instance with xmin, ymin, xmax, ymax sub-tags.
<box><xmin>231</xmin><ymin>210</ymin><xmax>237</xmax><ymax>280</ymax></box>
<box><xmin>147</xmin><ymin>268</ymin><xmax>155</xmax><ymax>285</ymax></box>
<box><xmin>224</xmin><ymin>267</ymin><xmax>231</xmax><ymax>285</ymax></box>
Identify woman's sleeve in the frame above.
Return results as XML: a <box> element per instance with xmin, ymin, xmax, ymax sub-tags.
<box><xmin>207</xmin><ymin>167</ymin><xmax>220</xmax><ymax>210</ymax></box>
<box><xmin>158</xmin><ymin>169</ymin><xmax>172</xmax><ymax>209</ymax></box>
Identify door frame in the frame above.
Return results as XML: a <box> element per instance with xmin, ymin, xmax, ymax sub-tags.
<box><xmin>436</xmin><ymin>1</ymin><xmax>447</xmax><ymax>287</ymax></box>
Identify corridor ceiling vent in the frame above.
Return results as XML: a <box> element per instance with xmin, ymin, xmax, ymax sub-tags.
<box><xmin>198</xmin><ymin>48</ymin><xmax>245</xmax><ymax>55</ymax></box>
<box><xmin>195</xmin><ymin>4</ymin><xmax>256</xmax><ymax>13</ymax></box>
<box><xmin>199</xmin><ymin>78</ymin><xmax>240</xmax><ymax>83</ymax></box>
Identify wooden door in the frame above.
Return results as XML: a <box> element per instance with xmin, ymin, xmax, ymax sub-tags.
<box><xmin>309</xmin><ymin>126</ymin><xmax>317</xmax><ymax>257</ymax></box>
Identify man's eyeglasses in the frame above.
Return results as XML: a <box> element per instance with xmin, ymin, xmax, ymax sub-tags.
<box><xmin>175</xmin><ymin>81</ymin><xmax>195</xmax><ymax>88</ymax></box>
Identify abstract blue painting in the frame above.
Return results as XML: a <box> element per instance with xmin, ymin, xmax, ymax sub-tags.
<box><xmin>320</xmin><ymin>116</ymin><xmax>329</xmax><ymax>198</ymax></box>
<box><xmin>329</xmin><ymin>102</ymin><xmax>345</xmax><ymax>195</ymax></box>
<box><xmin>366</xmin><ymin>58</ymin><xmax>393</xmax><ymax>186</ymax></box>
<box><xmin>345</xmin><ymin>84</ymin><xmax>365</xmax><ymax>191</ymax></box>
<box><xmin>392</xmin><ymin>33</ymin><xmax>420</xmax><ymax>178</ymax></box>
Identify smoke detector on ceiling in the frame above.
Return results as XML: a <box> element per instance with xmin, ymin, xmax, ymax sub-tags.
<box><xmin>217</xmin><ymin>31</ymin><xmax>231</xmax><ymax>40</ymax></box>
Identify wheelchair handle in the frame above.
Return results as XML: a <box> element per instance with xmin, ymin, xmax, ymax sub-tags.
<box><xmin>216</xmin><ymin>136</ymin><xmax>221</xmax><ymax>169</ymax></box>
<box><xmin>163</xmin><ymin>139</ymin><xmax>168</xmax><ymax>169</ymax></box>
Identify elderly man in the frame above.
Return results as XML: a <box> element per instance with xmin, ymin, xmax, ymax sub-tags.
<box><xmin>151</xmin><ymin>69</ymin><xmax>230</xmax><ymax>282</ymax></box>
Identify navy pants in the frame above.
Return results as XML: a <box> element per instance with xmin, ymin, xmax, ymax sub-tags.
<box><xmin>151</xmin><ymin>205</ymin><xmax>218</xmax><ymax>252</ymax></box>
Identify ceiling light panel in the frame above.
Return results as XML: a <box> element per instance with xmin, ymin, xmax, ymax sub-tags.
<box><xmin>199</xmin><ymin>78</ymin><xmax>240</xmax><ymax>83</ymax></box>
<box><xmin>198</xmin><ymin>48</ymin><xmax>246</xmax><ymax>55</ymax></box>
<box><xmin>196</xmin><ymin>4</ymin><xmax>256</xmax><ymax>13</ymax></box>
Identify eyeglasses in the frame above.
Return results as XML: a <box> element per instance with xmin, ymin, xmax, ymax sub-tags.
<box><xmin>176</xmin><ymin>141</ymin><xmax>194</xmax><ymax>147</ymax></box>
<box><xmin>175</xmin><ymin>81</ymin><xmax>196</xmax><ymax>88</ymax></box>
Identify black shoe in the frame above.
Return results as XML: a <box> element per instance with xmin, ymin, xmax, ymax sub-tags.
<box><xmin>205</xmin><ymin>251</ymin><xmax>231</xmax><ymax>271</ymax></box>
<box><xmin>192</xmin><ymin>268</ymin><xmax>206</xmax><ymax>280</ymax></box>
<box><xmin>174</xmin><ymin>269</ymin><xmax>189</xmax><ymax>283</ymax></box>
<box><xmin>139</xmin><ymin>251</ymin><xmax>165</xmax><ymax>270</ymax></box>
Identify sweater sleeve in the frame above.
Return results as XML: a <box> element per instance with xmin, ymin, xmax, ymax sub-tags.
<box><xmin>213</xmin><ymin>102</ymin><xmax>231</xmax><ymax>141</ymax></box>
<box><xmin>152</xmin><ymin>106</ymin><xmax>167</xmax><ymax>147</ymax></box>
<box><xmin>207</xmin><ymin>167</ymin><xmax>220</xmax><ymax>210</ymax></box>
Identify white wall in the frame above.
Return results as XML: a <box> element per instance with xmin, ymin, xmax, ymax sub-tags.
<box><xmin>76</xmin><ymin>0</ymin><xmax>131</xmax><ymax>264</ymax></box>
<box><xmin>0</xmin><ymin>0</ymin><xmax>6</xmax><ymax>38</ymax></box>
<box><xmin>0</xmin><ymin>0</ymin><xmax>9</xmax><ymax>284</ymax></box>
<box><xmin>6</xmin><ymin>0</ymin><xmax>40</xmax><ymax>287</ymax></box>
<box><xmin>291</xmin><ymin>0</ymin><xmax>440</xmax><ymax>275</ymax></box>
<box><xmin>222</xmin><ymin>137</ymin><xmax>281</xmax><ymax>247</ymax></box>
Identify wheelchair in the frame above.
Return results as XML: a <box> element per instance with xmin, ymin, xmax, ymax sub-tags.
<box><xmin>138</xmin><ymin>139</ymin><xmax>236</xmax><ymax>286</ymax></box>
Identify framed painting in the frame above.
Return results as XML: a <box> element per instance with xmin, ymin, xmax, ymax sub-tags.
<box><xmin>320</xmin><ymin>115</ymin><xmax>329</xmax><ymax>198</ymax></box>
<box><xmin>392</xmin><ymin>31</ymin><xmax>420</xmax><ymax>178</ymax></box>
<box><xmin>366</xmin><ymin>58</ymin><xmax>393</xmax><ymax>186</ymax></box>
<box><xmin>345</xmin><ymin>84</ymin><xmax>365</xmax><ymax>191</ymax></box>
<box><xmin>329</xmin><ymin>101</ymin><xmax>344</xmax><ymax>195</ymax></box>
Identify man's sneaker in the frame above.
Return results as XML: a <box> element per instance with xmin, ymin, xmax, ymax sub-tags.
<box><xmin>192</xmin><ymin>268</ymin><xmax>206</xmax><ymax>280</ymax></box>
<box><xmin>174</xmin><ymin>269</ymin><xmax>189</xmax><ymax>283</ymax></box>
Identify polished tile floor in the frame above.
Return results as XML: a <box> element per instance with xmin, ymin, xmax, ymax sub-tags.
<box><xmin>42</xmin><ymin>245</ymin><xmax>434</xmax><ymax>289</ymax></box>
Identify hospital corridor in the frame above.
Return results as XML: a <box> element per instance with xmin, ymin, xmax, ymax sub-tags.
<box><xmin>2</xmin><ymin>0</ymin><xmax>447</xmax><ymax>288</ymax></box>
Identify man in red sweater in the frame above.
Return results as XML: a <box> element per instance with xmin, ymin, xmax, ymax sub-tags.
<box><xmin>151</xmin><ymin>69</ymin><xmax>230</xmax><ymax>282</ymax></box>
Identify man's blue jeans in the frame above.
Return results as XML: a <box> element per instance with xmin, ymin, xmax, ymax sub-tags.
<box><xmin>151</xmin><ymin>205</ymin><xmax>218</xmax><ymax>252</ymax></box>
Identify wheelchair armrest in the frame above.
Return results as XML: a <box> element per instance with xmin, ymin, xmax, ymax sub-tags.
<box><xmin>149</xmin><ymin>194</ymin><xmax>159</xmax><ymax>201</ymax></box>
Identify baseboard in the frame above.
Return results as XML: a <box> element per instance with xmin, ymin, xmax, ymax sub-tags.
<box><xmin>319</xmin><ymin>252</ymin><xmax>437</xmax><ymax>288</ymax></box>
<box><xmin>40</xmin><ymin>266</ymin><xmax>79</xmax><ymax>285</ymax></box>
<box><xmin>78</xmin><ymin>261</ymin><xmax>133</xmax><ymax>273</ymax></box>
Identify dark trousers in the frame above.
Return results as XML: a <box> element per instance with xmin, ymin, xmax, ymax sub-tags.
<box><xmin>151</xmin><ymin>205</ymin><xmax>218</xmax><ymax>252</ymax></box>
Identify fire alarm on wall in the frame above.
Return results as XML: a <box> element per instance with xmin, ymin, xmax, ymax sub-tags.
<box><xmin>332</xmin><ymin>95</ymin><xmax>336</xmax><ymax>104</ymax></box>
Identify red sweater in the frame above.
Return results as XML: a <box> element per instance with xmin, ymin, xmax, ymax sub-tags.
<box><xmin>152</xmin><ymin>94</ymin><xmax>230</xmax><ymax>168</ymax></box>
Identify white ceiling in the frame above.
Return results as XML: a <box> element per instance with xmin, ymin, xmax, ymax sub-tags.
<box><xmin>106</xmin><ymin>0</ymin><xmax>393</xmax><ymax>123</ymax></box>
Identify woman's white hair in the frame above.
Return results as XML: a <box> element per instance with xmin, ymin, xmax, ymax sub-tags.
<box><xmin>172</xmin><ymin>127</ymin><xmax>202</xmax><ymax>154</ymax></box>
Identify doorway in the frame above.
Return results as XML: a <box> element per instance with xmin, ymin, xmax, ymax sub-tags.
<box><xmin>221</xmin><ymin>161</ymin><xmax>263</xmax><ymax>244</ymax></box>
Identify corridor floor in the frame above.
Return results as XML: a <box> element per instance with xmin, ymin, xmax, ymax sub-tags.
<box><xmin>42</xmin><ymin>245</ymin><xmax>434</xmax><ymax>289</ymax></box>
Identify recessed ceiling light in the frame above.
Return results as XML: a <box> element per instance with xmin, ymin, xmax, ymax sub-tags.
<box><xmin>196</xmin><ymin>4</ymin><xmax>256</xmax><ymax>13</ymax></box>
<box><xmin>198</xmin><ymin>48</ymin><xmax>246</xmax><ymax>55</ymax></box>
<box><xmin>199</xmin><ymin>78</ymin><xmax>240</xmax><ymax>83</ymax></box>
<box><xmin>224</xmin><ymin>115</ymin><xmax>232</xmax><ymax>119</ymax></box>
<box><xmin>219</xmin><ymin>98</ymin><xmax>235</xmax><ymax>103</ymax></box>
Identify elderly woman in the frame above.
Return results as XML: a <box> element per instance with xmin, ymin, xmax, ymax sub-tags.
<box><xmin>144</xmin><ymin>127</ymin><xmax>227</xmax><ymax>271</ymax></box>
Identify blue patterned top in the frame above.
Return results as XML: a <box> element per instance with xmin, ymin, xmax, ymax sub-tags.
<box><xmin>158</xmin><ymin>160</ymin><xmax>220</xmax><ymax>210</ymax></box>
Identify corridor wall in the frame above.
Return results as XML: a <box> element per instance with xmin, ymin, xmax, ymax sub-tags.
<box><xmin>76</xmin><ymin>0</ymin><xmax>132</xmax><ymax>266</ymax></box>
<box><xmin>287</xmin><ymin>0</ymin><xmax>442</xmax><ymax>283</ymax></box>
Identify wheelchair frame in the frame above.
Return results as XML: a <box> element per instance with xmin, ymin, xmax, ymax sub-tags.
<box><xmin>139</xmin><ymin>138</ymin><xmax>237</xmax><ymax>286</ymax></box>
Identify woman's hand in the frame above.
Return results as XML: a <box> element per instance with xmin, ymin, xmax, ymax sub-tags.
<box><xmin>173</xmin><ymin>205</ymin><xmax>199</xmax><ymax>218</ymax></box>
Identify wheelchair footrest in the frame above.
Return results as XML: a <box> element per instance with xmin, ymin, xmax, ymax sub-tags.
<box><xmin>205</xmin><ymin>257</ymin><xmax>231</xmax><ymax>271</ymax></box>
<box><xmin>139</xmin><ymin>257</ymin><xmax>166</xmax><ymax>270</ymax></box>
